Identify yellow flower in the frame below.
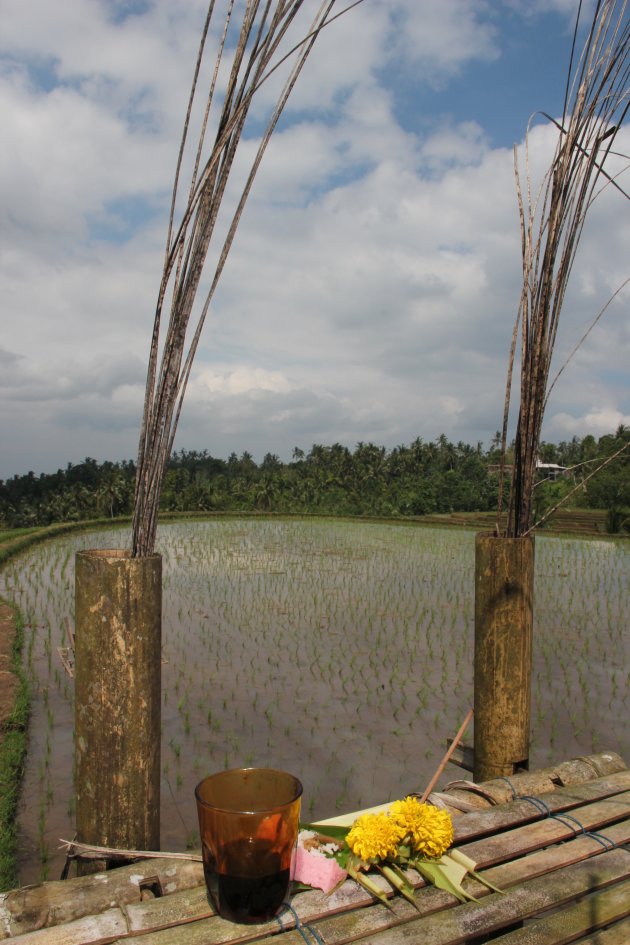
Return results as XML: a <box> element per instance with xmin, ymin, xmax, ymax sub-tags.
<box><xmin>346</xmin><ymin>812</ymin><xmax>402</xmax><ymax>862</ymax></box>
<box><xmin>389</xmin><ymin>797</ymin><xmax>454</xmax><ymax>858</ymax></box>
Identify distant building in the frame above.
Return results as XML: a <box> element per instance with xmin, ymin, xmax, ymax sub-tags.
<box><xmin>536</xmin><ymin>461</ymin><xmax>569</xmax><ymax>481</ymax></box>
<box><xmin>487</xmin><ymin>462</ymin><xmax>569</xmax><ymax>481</ymax></box>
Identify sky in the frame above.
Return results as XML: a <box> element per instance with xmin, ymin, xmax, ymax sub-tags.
<box><xmin>1</xmin><ymin>0</ymin><xmax>628</xmax><ymax>480</ymax></box>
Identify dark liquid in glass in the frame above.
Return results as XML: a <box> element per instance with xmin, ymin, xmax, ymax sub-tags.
<box><xmin>205</xmin><ymin>838</ymin><xmax>290</xmax><ymax>923</ymax></box>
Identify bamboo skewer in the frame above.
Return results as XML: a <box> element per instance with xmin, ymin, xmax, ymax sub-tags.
<box><xmin>59</xmin><ymin>839</ymin><xmax>202</xmax><ymax>862</ymax></box>
<box><xmin>420</xmin><ymin>708</ymin><xmax>474</xmax><ymax>803</ymax></box>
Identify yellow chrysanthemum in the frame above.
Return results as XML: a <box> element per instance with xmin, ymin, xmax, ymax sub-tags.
<box><xmin>346</xmin><ymin>812</ymin><xmax>402</xmax><ymax>862</ymax></box>
<box><xmin>389</xmin><ymin>797</ymin><xmax>454</xmax><ymax>858</ymax></box>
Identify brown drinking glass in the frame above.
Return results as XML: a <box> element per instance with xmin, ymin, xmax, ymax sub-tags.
<box><xmin>195</xmin><ymin>767</ymin><xmax>303</xmax><ymax>923</ymax></box>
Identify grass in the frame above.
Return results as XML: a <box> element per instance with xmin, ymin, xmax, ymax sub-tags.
<box><xmin>0</xmin><ymin>601</ymin><xmax>30</xmax><ymax>891</ymax></box>
<box><xmin>0</xmin><ymin>507</ymin><xmax>614</xmax><ymax>570</ymax></box>
<box><xmin>0</xmin><ymin>519</ymin><xmax>130</xmax><ymax>567</ymax></box>
<box><xmin>0</xmin><ymin>527</ymin><xmax>42</xmax><ymax>544</ymax></box>
<box><xmin>411</xmin><ymin>509</ymin><xmax>609</xmax><ymax>538</ymax></box>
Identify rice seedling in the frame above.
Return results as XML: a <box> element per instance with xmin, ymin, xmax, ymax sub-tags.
<box><xmin>1</xmin><ymin>519</ymin><xmax>628</xmax><ymax>882</ymax></box>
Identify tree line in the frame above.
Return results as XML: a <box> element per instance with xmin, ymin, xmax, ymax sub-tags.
<box><xmin>1</xmin><ymin>428</ymin><xmax>629</xmax><ymax>532</ymax></box>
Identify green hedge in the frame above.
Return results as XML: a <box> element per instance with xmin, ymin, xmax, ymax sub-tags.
<box><xmin>0</xmin><ymin>603</ymin><xmax>30</xmax><ymax>891</ymax></box>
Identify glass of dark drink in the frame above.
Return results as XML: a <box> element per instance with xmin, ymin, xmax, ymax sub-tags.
<box><xmin>195</xmin><ymin>767</ymin><xmax>303</xmax><ymax>924</ymax></box>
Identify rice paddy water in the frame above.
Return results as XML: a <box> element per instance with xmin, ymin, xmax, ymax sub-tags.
<box><xmin>0</xmin><ymin>519</ymin><xmax>627</xmax><ymax>884</ymax></box>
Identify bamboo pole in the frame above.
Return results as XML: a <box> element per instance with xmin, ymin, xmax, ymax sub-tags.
<box><xmin>75</xmin><ymin>549</ymin><xmax>162</xmax><ymax>872</ymax></box>
<box><xmin>474</xmin><ymin>533</ymin><xmax>534</xmax><ymax>782</ymax></box>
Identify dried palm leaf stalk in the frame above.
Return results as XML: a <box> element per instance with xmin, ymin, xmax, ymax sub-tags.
<box><xmin>132</xmin><ymin>1</ymin><xmax>360</xmax><ymax>556</ymax></box>
<box><xmin>498</xmin><ymin>0</ymin><xmax>629</xmax><ymax>537</ymax></box>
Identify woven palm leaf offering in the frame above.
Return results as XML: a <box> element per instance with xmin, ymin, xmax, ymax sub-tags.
<box><xmin>299</xmin><ymin>797</ymin><xmax>501</xmax><ymax>906</ymax></box>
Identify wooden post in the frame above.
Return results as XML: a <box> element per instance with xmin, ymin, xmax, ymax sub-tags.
<box><xmin>75</xmin><ymin>549</ymin><xmax>161</xmax><ymax>870</ymax></box>
<box><xmin>474</xmin><ymin>533</ymin><xmax>534</xmax><ymax>782</ymax></box>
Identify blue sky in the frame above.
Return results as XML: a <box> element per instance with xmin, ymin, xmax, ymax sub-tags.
<box><xmin>392</xmin><ymin>7</ymin><xmax>574</xmax><ymax>147</ymax></box>
<box><xmin>0</xmin><ymin>0</ymin><xmax>628</xmax><ymax>480</ymax></box>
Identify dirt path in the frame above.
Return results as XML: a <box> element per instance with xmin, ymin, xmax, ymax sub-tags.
<box><xmin>0</xmin><ymin>601</ymin><xmax>17</xmax><ymax>747</ymax></box>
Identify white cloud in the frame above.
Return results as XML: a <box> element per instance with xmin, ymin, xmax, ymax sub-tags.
<box><xmin>0</xmin><ymin>74</ymin><xmax>172</xmax><ymax>247</ymax></box>
<box><xmin>507</xmin><ymin>0</ymin><xmax>594</xmax><ymax>20</ymax></box>
<box><xmin>0</xmin><ymin>0</ymin><xmax>628</xmax><ymax>477</ymax></box>
<box><xmin>195</xmin><ymin>366</ymin><xmax>292</xmax><ymax>396</ymax></box>
<box><xmin>551</xmin><ymin>407</ymin><xmax>630</xmax><ymax>438</ymax></box>
<box><xmin>389</xmin><ymin>0</ymin><xmax>499</xmax><ymax>83</ymax></box>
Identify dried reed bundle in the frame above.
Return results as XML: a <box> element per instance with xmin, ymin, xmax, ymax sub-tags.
<box><xmin>131</xmin><ymin>1</ymin><xmax>360</xmax><ymax>557</ymax></box>
<box><xmin>498</xmin><ymin>0</ymin><xmax>629</xmax><ymax>537</ymax></box>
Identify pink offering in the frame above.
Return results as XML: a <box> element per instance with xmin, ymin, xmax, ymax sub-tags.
<box><xmin>293</xmin><ymin>830</ymin><xmax>348</xmax><ymax>893</ymax></box>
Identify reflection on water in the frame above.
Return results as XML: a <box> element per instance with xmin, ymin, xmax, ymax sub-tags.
<box><xmin>0</xmin><ymin>521</ymin><xmax>627</xmax><ymax>885</ymax></box>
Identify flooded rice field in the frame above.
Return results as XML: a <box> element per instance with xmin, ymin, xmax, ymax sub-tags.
<box><xmin>0</xmin><ymin>519</ymin><xmax>628</xmax><ymax>885</ymax></box>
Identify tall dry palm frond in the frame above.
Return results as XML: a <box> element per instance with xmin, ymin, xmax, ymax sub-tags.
<box><xmin>131</xmin><ymin>1</ymin><xmax>362</xmax><ymax>557</ymax></box>
<box><xmin>498</xmin><ymin>0</ymin><xmax>629</xmax><ymax>537</ymax></box>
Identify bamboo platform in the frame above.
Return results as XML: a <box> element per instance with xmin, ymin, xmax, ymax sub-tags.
<box><xmin>1</xmin><ymin>750</ymin><xmax>629</xmax><ymax>945</ymax></box>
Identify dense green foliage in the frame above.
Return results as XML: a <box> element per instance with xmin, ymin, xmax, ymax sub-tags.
<box><xmin>1</xmin><ymin>428</ymin><xmax>628</xmax><ymax>532</ymax></box>
<box><xmin>0</xmin><ymin>602</ymin><xmax>30</xmax><ymax>892</ymax></box>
